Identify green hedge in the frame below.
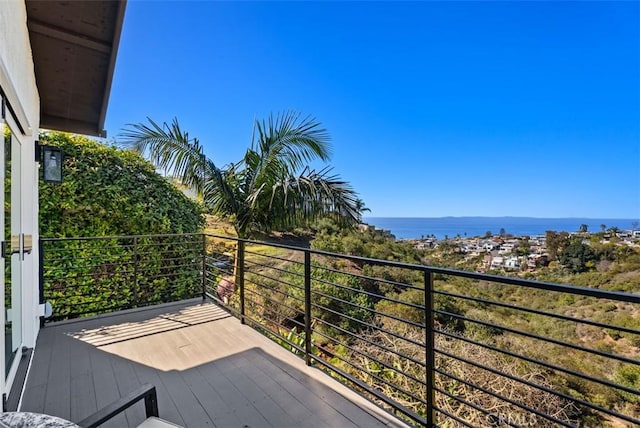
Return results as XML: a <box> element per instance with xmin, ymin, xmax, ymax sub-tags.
<box><xmin>38</xmin><ymin>133</ymin><xmax>205</xmax><ymax>320</ymax></box>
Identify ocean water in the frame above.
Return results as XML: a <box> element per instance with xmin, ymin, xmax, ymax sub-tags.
<box><xmin>363</xmin><ymin>217</ymin><xmax>639</xmax><ymax>240</ymax></box>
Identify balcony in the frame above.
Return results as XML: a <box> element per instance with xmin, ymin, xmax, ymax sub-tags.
<box><xmin>20</xmin><ymin>233</ymin><xmax>640</xmax><ymax>427</ymax></box>
<box><xmin>20</xmin><ymin>300</ymin><xmax>402</xmax><ymax>427</ymax></box>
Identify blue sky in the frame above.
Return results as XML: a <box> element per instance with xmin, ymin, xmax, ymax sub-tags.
<box><xmin>104</xmin><ymin>1</ymin><xmax>639</xmax><ymax>219</ymax></box>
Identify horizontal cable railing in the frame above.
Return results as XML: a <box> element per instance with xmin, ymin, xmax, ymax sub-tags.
<box><xmin>41</xmin><ymin>233</ymin><xmax>640</xmax><ymax>427</ymax></box>
<box><xmin>40</xmin><ymin>234</ymin><xmax>205</xmax><ymax>322</ymax></box>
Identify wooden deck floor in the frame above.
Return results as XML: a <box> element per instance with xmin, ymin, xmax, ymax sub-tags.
<box><xmin>20</xmin><ymin>300</ymin><xmax>407</xmax><ymax>428</ymax></box>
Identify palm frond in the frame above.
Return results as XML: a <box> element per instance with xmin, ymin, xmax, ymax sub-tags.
<box><xmin>122</xmin><ymin>114</ymin><xmax>360</xmax><ymax>238</ymax></box>
<box><xmin>247</xmin><ymin>166</ymin><xmax>360</xmax><ymax>233</ymax></box>
<box><xmin>120</xmin><ymin>118</ymin><xmax>212</xmax><ymax>195</ymax></box>
<box><xmin>252</xmin><ymin>111</ymin><xmax>331</xmax><ymax>174</ymax></box>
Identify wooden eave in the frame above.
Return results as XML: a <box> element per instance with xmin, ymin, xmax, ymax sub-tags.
<box><xmin>26</xmin><ymin>0</ymin><xmax>126</xmax><ymax>137</ymax></box>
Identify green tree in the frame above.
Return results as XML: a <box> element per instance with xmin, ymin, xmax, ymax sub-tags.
<box><xmin>514</xmin><ymin>237</ymin><xmax>531</xmax><ymax>256</ymax></box>
<box><xmin>545</xmin><ymin>230</ymin><xmax>569</xmax><ymax>261</ymax></box>
<box><xmin>122</xmin><ymin>113</ymin><xmax>359</xmax><ymax>238</ymax></box>
<box><xmin>354</xmin><ymin>198</ymin><xmax>371</xmax><ymax>222</ymax></box>
<box><xmin>559</xmin><ymin>236</ymin><xmax>597</xmax><ymax>273</ymax></box>
<box><xmin>122</xmin><ymin>113</ymin><xmax>360</xmax><ymax>296</ymax></box>
<box><xmin>579</xmin><ymin>224</ymin><xmax>588</xmax><ymax>233</ymax></box>
<box><xmin>600</xmin><ymin>224</ymin><xmax>606</xmax><ymax>232</ymax></box>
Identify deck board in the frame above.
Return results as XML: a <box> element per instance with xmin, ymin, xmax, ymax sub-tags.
<box><xmin>43</xmin><ymin>330</ymin><xmax>71</xmax><ymax>420</ymax></box>
<box><xmin>110</xmin><ymin>351</ymin><xmax>147</xmax><ymax>426</ymax></box>
<box><xmin>179</xmin><ymin>366</ymin><xmax>241</xmax><ymax>427</ymax></box>
<box><xmin>88</xmin><ymin>349</ymin><xmax>129</xmax><ymax>428</ymax></box>
<box><xmin>69</xmin><ymin>338</ymin><xmax>97</xmax><ymax>423</ymax></box>
<box><xmin>20</xmin><ymin>300</ymin><xmax>407</xmax><ymax>428</ymax></box>
<box><xmin>157</xmin><ymin>369</ymin><xmax>214</xmax><ymax>427</ymax></box>
<box><xmin>231</xmin><ymin>356</ymin><xmax>326</xmax><ymax>428</ymax></box>
<box><xmin>222</xmin><ymin>354</ymin><xmax>305</xmax><ymax>427</ymax></box>
<box><xmin>131</xmin><ymin>361</ymin><xmax>187</xmax><ymax>427</ymax></box>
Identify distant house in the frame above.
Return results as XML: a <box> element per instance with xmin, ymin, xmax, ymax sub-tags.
<box><xmin>530</xmin><ymin>244</ymin><xmax>544</xmax><ymax>255</ymax></box>
<box><xmin>530</xmin><ymin>254</ymin><xmax>549</xmax><ymax>268</ymax></box>
<box><xmin>482</xmin><ymin>240</ymin><xmax>498</xmax><ymax>252</ymax></box>
<box><xmin>490</xmin><ymin>256</ymin><xmax>505</xmax><ymax>269</ymax></box>
<box><xmin>358</xmin><ymin>224</ymin><xmax>374</xmax><ymax>232</ymax></box>
<box><xmin>499</xmin><ymin>243</ymin><xmax>515</xmax><ymax>255</ymax></box>
<box><xmin>533</xmin><ymin>235</ymin><xmax>546</xmax><ymax>244</ymax></box>
<box><xmin>504</xmin><ymin>256</ymin><xmax>521</xmax><ymax>270</ymax></box>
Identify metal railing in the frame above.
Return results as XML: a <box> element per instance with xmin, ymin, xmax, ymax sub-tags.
<box><xmin>41</xmin><ymin>233</ymin><xmax>640</xmax><ymax>427</ymax></box>
<box><xmin>40</xmin><ymin>234</ymin><xmax>204</xmax><ymax>321</ymax></box>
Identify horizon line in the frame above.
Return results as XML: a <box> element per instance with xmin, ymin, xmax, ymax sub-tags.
<box><xmin>364</xmin><ymin>216</ymin><xmax>639</xmax><ymax>220</ymax></box>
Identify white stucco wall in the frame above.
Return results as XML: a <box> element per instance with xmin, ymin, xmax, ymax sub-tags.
<box><xmin>0</xmin><ymin>0</ymin><xmax>42</xmax><ymax>360</ymax></box>
<box><xmin>0</xmin><ymin>0</ymin><xmax>39</xmax><ymax>130</ymax></box>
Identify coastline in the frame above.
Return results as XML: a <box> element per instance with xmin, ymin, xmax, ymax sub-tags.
<box><xmin>363</xmin><ymin>216</ymin><xmax>639</xmax><ymax>241</ymax></box>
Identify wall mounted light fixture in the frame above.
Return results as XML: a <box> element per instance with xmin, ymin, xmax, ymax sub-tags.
<box><xmin>37</xmin><ymin>142</ymin><xmax>64</xmax><ymax>183</ymax></box>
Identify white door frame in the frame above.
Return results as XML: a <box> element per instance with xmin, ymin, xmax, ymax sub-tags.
<box><xmin>0</xmin><ymin>105</ymin><xmax>25</xmax><ymax>397</ymax></box>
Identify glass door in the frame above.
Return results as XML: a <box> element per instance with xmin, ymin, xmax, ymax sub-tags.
<box><xmin>2</xmin><ymin>116</ymin><xmax>22</xmax><ymax>380</ymax></box>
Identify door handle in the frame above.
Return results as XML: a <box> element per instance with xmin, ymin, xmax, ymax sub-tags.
<box><xmin>1</xmin><ymin>238</ymin><xmax>22</xmax><ymax>258</ymax></box>
<box><xmin>23</xmin><ymin>234</ymin><xmax>33</xmax><ymax>254</ymax></box>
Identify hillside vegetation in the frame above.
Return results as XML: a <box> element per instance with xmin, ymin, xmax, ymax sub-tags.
<box><xmin>227</xmin><ymin>218</ymin><xmax>640</xmax><ymax>427</ymax></box>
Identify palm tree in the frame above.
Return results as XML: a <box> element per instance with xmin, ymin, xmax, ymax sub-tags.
<box><xmin>354</xmin><ymin>198</ymin><xmax>371</xmax><ymax>222</ymax></box>
<box><xmin>121</xmin><ymin>112</ymin><xmax>360</xmax><ymax>299</ymax></box>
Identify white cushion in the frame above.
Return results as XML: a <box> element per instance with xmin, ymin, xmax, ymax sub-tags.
<box><xmin>136</xmin><ymin>416</ymin><xmax>183</xmax><ymax>428</ymax></box>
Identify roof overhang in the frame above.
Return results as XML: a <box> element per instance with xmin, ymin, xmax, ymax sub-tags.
<box><xmin>26</xmin><ymin>1</ymin><xmax>126</xmax><ymax>137</ymax></box>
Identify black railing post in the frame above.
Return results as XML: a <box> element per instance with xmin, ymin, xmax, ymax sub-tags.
<box><xmin>201</xmin><ymin>233</ymin><xmax>207</xmax><ymax>300</ymax></box>
<box><xmin>425</xmin><ymin>270</ymin><xmax>436</xmax><ymax>427</ymax></box>
<box><xmin>304</xmin><ymin>250</ymin><xmax>312</xmax><ymax>366</ymax></box>
<box><xmin>238</xmin><ymin>240</ymin><xmax>245</xmax><ymax>324</ymax></box>
<box><xmin>38</xmin><ymin>238</ymin><xmax>45</xmax><ymax>327</ymax></box>
<box><xmin>132</xmin><ymin>236</ymin><xmax>139</xmax><ymax>307</ymax></box>
<box><xmin>144</xmin><ymin>386</ymin><xmax>160</xmax><ymax>418</ymax></box>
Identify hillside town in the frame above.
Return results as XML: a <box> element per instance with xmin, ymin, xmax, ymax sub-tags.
<box><xmin>405</xmin><ymin>229</ymin><xmax>640</xmax><ymax>273</ymax></box>
<box><xmin>355</xmin><ymin>220</ymin><xmax>640</xmax><ymax>274</ymax></box>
